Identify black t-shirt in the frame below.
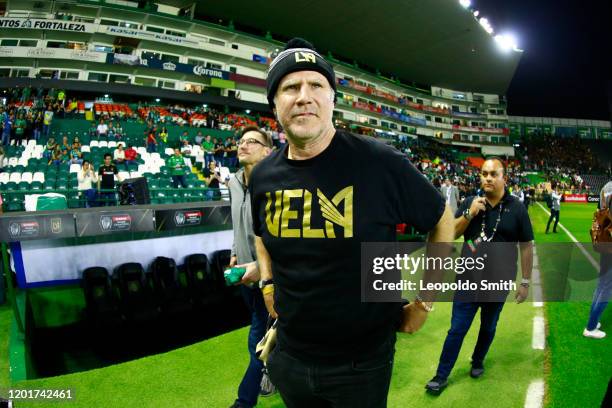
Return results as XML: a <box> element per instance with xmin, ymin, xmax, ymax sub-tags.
<box><xmin>98</xmin><ymin>165</ymin><xmax>118</xmax><ymax>190</ymax></box>
<box><xmin>249</xmin><ymin>130</ymin><xmax>445</xmax><ymax>362</ymax></box>
<box><xmin>203</xmin><ymin>168</ymin><xmax>220</xmax><ymax>189</ymax></box>
<box><xmin>456</xmin><ymin>192</ymin><xmax>534</xmax><ymax>283</ymax></box>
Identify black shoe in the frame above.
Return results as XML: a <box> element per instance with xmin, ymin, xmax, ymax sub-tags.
<box><xmin>470</xmin><ymin>365</ymin><xmax>485</xmax><ymax>378</ymax></box>
<box><xmin>229</xmin><ymin>402</ymin><xmax>247</xmax><ymax>408</ymax></box>
<box><xmin>425</xmin><ymin>376</ymin><xmax>448</xmax><ymax>395</ymax></box>
<box><xmin>545</xmin><ymin>230</ymin><xmax>549</xmax><ymax>234</ymax></box>
<box><xmin>553</xmin><ymin>230</ymin><xmax>558</xmax><ymax>233</ymax></box>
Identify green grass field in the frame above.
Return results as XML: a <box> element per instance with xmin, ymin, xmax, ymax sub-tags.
<box><xmin>0</xmin><ymin>202</ymin><xmax>610</xmax><ymax>407</ymax></box>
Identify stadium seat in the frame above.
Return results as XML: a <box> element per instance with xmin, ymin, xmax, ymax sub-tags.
<box><xmin>32</xmin><ymin>172</ymin><xmax>45</xmax><ymax>183</ymax></box>
<box><xmin>149</xmin><ymin>257</ymin><xmax>191</xmax><ymax>316</ymax></box>
<box><xmin>82</xmin><ymin>267</ymin><xmax>122</xmax><ymax>328</ymax></box>
<box><xmin>89</xmin><ymin>141</ymin><xmax>99</xmax><ymax>148</ymax></box>
<box><xmin>183</xmin><ymin>253</ymin><xmax>216</xmax><ymax>304</ymax></box>
<box><xmin>81</xmin><ymin>145</ymin><xmax>90</xmax><ymax>153</ymax></box>
<box><xmin>20</xmin><ymin>172</ymin><xmax>33</xmax><ymax>183</ymax></box>
<box><xmin>8</xmin><ymin>157</ymin><xmax>18</xmax><ymax>167</ymax></box>
<box><xmin>164</xmin><ymin>148</ymin><xmax>174</xmax><ymax>156</ymax></box>
<box><xmin>210</xmin><ymin>250</ymin><xmax>232</xmax><ymax>290</ymax></box>
<box><xmin>115</xmin><ymin>263</ymin><xmax>159</xmax><ymax>323</ymax></box>
<box><xmin>30</xmin><ymin>181</ymin><xmax>42</xmax><ymax>191</ymax></box>
<box><xmin>0</xmin><ymin>173</ymin><xmax>9</xmax><ymax>184</ymax></box>
<box><xmin>108</xmin><ymin>141</ymin><xmax>117</xmax><ymax>148</ymax></box>
<box><xmin>69</xmin><ymin>163</ymin><xmax>81</xmax><ymax>173</ymax></box>
<box><xmin>98</xmin><ymin>141</ymin><xmax>108</xmax><ymax>148</ymax></box>
<box><xmin>9</xmin><ymin>172</ymin><xmax>21</xmax><ymax>183</ymax></box>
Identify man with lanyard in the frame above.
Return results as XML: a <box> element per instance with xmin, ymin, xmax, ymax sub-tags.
<box><xmin>248</xmin><ymin>38</ymin><xmax>454</xmax><ymax>407</ymax></box>
<box><xmin>97</xmin><ymin>153</ymin><xmax>122</xmax><ymax>206</ymax></box>
<box><xmin>546</xmin><ymin>186</ymin><xmax>562</xmax><ymax>234</ymax></box>
<box><xmin>228</xmin><ymin>126</ymin><xmax>275</xmax><ymax>408</ymax></box>
<box><xmin>425</xmin><ymin>157</ymin><xmax>534</xmax><ymax>395</ymax></box>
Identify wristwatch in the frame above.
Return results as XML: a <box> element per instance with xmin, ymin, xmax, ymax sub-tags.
<box><xmin>463</xmin><ymin>208</ymin><xmax>473</xmax><ymax>221</ymax></box>
<box><xmin>259</xmin><ymin>279</ymin><xmax>274</xmax><ymax>289</ymax></box>
<box><xmin>520</xmin><ymin>278</ymin><xmax>530</xmax><ymax>288</ymax></box>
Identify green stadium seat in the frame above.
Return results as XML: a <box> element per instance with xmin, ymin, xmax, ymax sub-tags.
<box><xmin>31</xmin><ymin>181</ymin><xmax>43</xmax><ymax>191</ymax></box>
<box><xmin>17</xmin><ymin>181</ymin><xmax>30</xmax><ymax>191</ymax></box>
<box><xmin>4</xmin><ymin>182</ymin><xmax>17</xmax><ymax>191</ymax></box>
<box><xmin>44</xmin><ymin>180</ymin><xmax>56</xmax><ymax>190</ymax></box>
<box><xmin>56</xmin><ymin>181</ymin><xmax>68</xmax><ymax>191</ymax></box>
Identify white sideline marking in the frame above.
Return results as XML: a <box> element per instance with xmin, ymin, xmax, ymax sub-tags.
<box><xmin>525</xmin><ymin>379</ymin><xmax>545</xmax><ymax>408</ymax></box>
<box><xmin>536</xmin><ymin>202</ymin><xmax>599</xmax><ymax>271</ymax></box>
<box><xmin>532</xmin><ymin>314</ymin><xmax>546</xmax><ymax>350</ymax></box>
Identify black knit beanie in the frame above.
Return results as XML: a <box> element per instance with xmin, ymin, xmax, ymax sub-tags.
<box><xmin>266</xmin><ymin>38</ymin><xmax>337</xmax><ymax>108</ymax></box>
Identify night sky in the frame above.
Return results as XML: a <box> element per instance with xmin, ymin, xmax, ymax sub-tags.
<box><xmin>475</xmin><ymin>0</ymin><xmax>611</xmax><ymax>120</ymax></box>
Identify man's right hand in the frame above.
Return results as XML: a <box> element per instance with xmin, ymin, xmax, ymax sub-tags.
<box><xmin>263</xmin><ymin>290</ymin><xmax>278</xmax><ymax>319</ymax></box>
<box><xmin>469</xmin><ymin>197</ymin><xmax>487</xmax><ymax>217</ymax></box>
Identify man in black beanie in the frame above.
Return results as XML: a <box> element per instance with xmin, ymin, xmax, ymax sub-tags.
<box><xmin>248</xmin><ymin>38</ymin><xmax>454</xmax><ymax>407</ymax></box>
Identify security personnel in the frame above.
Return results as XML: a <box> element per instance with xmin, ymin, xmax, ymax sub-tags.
<box><xmin>425</xmin><ymin>157</ymin><xmax>534</xmax><ymax>395</ymax></box>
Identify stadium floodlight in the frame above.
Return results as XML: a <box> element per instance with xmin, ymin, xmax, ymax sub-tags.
<box><xmin>473</xmin><ymin>10</ymin><xmax>480</xmax><ymax>17</ymax></box>
<box><xmin>495</xmin><ymin>34</ymin><xmax>520</xmax><ymax>52</ymax></box>
<box><xmin>155</xmin><ymin>98</ymin><xmax>160</xmax><ymax>102</ymax></box>
<box><xmin>246</xmin><ymin>109</ymin><xmax>251</xmax><ymax>114</ymax></box>
<box><xmin>104</xmin><ymin>94</ymin><xmax>109</xmax><ymax>98</ymax></box>
<box><xmin>479</xmin><ymin>17</ymin><xmax>494</xmax><ymax>34</ymax></box>
<box><xmin>459</xmin><ymin>0</ymin><xmax>471</xmax><ymax>9</ymax></box>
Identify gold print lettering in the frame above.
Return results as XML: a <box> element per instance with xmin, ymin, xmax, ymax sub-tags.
<box><xmin>280</xmin><ymin>189</ymin><xmax>303</xmax><ymax>238</ymax></box>
<box><xmin>317</xmin><ymin>186</ymin><xmax>353</xmax><ymax>238</ymax></box>
<box><xmin>265</xmin><ymin>191</ymin><xmax>282</xmax><ymax>237</ymax></box>
<box><xmin>302</xmin><ymin>190</ymin><xmax>325</xmax><ymax>238</ymax></box>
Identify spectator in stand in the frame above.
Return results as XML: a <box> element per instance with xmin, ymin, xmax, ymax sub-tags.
<box><xmin>43</xmin><ymin>105</ymin><xmax>53</xmax><ymax>137</ymax></box>
<box><xmin>61</xmin><ymin>135</ymin><xmax>71</xmax><ymax>152</ymax></box>
<box><xmin>49</xmin><ymin>145</ymin><xmax>62</xmax><ymax>166</ymax></box>
<box><xmin>2</xmin><ymin>108</ymin><xmax>12</xmax><ymax>146</ymax></box>
<box><xmin>70</xmin><ymin>144</ymin><xmax>83</xmax><ymax>165</ymax></box>
<box><xmin>24</xmin><ymin>111</ymin><xmax>33</xmax><ymax>143</ymax></box>
<box><xmin>107</xmin><ymin>121</ymin><xmax>115</xmax><ymax>139</ymax></box>
<box><xmin>113</xmin><ymin>122</ymin><xmax>124</xmax><ymax>140</ymax></box>
<box><xmin>213</xmin><ymin>137</ymin><xmax>225</xmax><ymax>165</ymax></box>
<box><xmin>78</xmin><ymin>160</ymin><xmax>98</xmax><ymax>208</ymax></box>
<box><xmin>195</xmin><ymin>130</ymin><xmax>204</xmax><ymax>146</ymax></box>
<box><xmin>167</xmin><ymin>148</ymin><xmax>188</xmax><ymax>188</ymax></box>
<box><xmin>159</xmin><ymin>126</ymin><xmax>168</xmax><ymax>150</ymax></box>
<box><xmin>179</xmin><ymin>130</ymin><xmax>190</xmax><ymax>148</ymax></box>
<box><xmin>72</xmin><ymin>136</ymin><xmax>82</xmax><ymax>151</ymax></box>
<box><xmin>88</xmin><ymin>122</ymin><xmax>97</xmax><ymax>139</ymax></box>
<box><xmin>203</xmin><ymin>160</ymin><xmax>221</xmax><ymax>200</ymax></box>
<box><xmin>0</xmin><ymin>146</ymin><xmax>5</xmax><ymax>171</ymax></box>
<box><xmin>145</xmin><ymin>121</ymin><xmax>158</xmax><ymax>153</ymax></box>
<box><xmin>97</xmin><ymin>119</ymin><xmax>109</xmax><ymax>140</ymax></box>
<box><xmin>13</xmin><ymin>113</ymin><xmax>26</xmax><ymax>146</ymax></box>
<box><xmin>226</xmin><ymin>138</ymin><xmax>238</xmax><ymax>168</ymax></box>
<box><xmin>180</xmin><ymin>139</ymin><xmax>192</xmax><ymax>156</ymax></box>
<box><xmin>97</xmin><ymin>153</ymin><xmax>121</xmax><ymax>206</ymax></box>
<box><xmin>43</xmin><ymin>137</ymin><xmax>56</xmax><ymax>160</ymax></box>
<box><xmin>202</xmin><ymin>135</ymin><xmax>215</xmax><ymax>167</ymax></box>
<box><xmin>440</xmin><ymin>178</ymin><xmax>460</xmax><ymax>215</ymax></box>
<box><xmin>33</xmin><ymin>110</ymin><xmax>43</xmax><ymax>142</ymax></box>
<box><xmin>114</xmin><ymin>143</ymin><xmax>127</xmax><ymax>169</ymax></box>
<box><xmin>124</xmin><ymin>144</ymin><xmax>138</xmax><ymax>167</ymax></box>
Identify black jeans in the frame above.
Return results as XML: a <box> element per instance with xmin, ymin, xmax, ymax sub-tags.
<box><xmin>267</xmin><ymin>340</ymin><xmax>395</xmax><ymax>408</ymax></box>
<box><xmin>435</xmin><ymin>301</ymin><xmax>505</xmax><ymax>379</ymax></box>
<box><xmin>546</xmin><ymin>209</ymin><xmax>560</xmax><ymax>232</ymax></box>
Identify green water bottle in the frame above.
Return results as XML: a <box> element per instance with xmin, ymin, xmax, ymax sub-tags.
<box><xmin>224</xmin><ymin>267</ymin><xmax>246</xmax><ymax>286</ymax></box>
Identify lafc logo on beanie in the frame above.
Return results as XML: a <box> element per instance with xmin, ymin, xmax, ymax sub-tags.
<box><xmin>295</xmin><ymin>51</ymin><xmax>317</xmax><ymax>64</ymax></box>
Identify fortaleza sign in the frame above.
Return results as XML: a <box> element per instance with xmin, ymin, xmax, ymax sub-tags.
<box><xmin>0</xmin><ymin>18</ymin><xmax>94</xmax><ymax>32</ymax></box>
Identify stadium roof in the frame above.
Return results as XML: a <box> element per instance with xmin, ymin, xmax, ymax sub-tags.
<box><xmin>195</xmin><ymin>0</ymin><xmax>522</xmax><ymax>95</ymax></box>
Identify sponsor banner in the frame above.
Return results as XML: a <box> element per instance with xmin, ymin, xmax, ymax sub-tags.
<box><xmin>75</xmin><ymin>209</ymin><xmax>154</xmax><ymax>236</ymax></box>
<box><xmin>136</xmin><ymin>56</ymin><xmax>230</xmax><ymax>80</ymax></box>
<box><xmin>587</xmin><ymin>194</ymin><xmax>600</xmax><ymax>203</ymax></box>
<box><xmin>111</xmin><ymin>52</ymin><xmax>141</xmax><ymax>66</ymax></box>
<box><xmin>252</xmin><ymin>54</ymin><xmax>269</xmax><ymax>64</ymax></box>
<box><xmin>0</xmin><ymin>17</ymin><xmax>95</xmax><ymax>33</ymax></box>
<box><xmin>564</xmin><ymin>194</ymin><xmax>587</xmax><ymax>203</ymax></box>
<box><xmin>8</xmin><ymin>46</ymin><xmax>106</xmax><ymax>62</ymax></box>
<box><xmin>104</xmin><ymin>26</ymin><xmax>199</xmax><ymax>47</ymax></box>
<box><xmin>452</xmin><ymin>124</ymin><xmax>507</xmax><ymax>134</ymax></box>
<box><xmin>422</xmin><ymin>105</ymin><xmax>449</xmax><ymax>115</ymax></box>
<box><xmin>155</xmin><ymin>205</ymin><xmax>231</xmax><ymax>231</ymax></box>
<box><xmin>0</xmin><ymin>213</ymin><xmax>75</xmax><ymax>242</ymax></box>
<box><xmin>451</xmin><ymin>110</ymin><xmax>486</xmax><ymax>119</ymax></box>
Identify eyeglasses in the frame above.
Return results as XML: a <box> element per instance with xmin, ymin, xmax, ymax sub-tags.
<box><xmin>237</xmin><ymin>138</ymin><xmax>266</xmax><ymax>147</ymax></box>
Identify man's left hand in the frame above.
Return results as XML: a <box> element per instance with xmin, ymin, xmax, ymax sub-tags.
<box><xmin>515</xmin><ymin>285</ymin><xmax>529</xmax><ymax>303</ymax></box>
<box><xmin>398</xmin><ymin>303</ymin><xmax>429</xmax><ymax>334</ymax></box>
<box><xmin>239</xmin><ymin>261</ymin><xmax>260</xmax><ymax>284</ymax></box>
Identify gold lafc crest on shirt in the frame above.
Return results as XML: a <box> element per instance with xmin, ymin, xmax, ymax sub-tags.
<box><xmin>265</xmin><ymin>186</ymin><xmax>353</xmax><ymax>238</ymax></box>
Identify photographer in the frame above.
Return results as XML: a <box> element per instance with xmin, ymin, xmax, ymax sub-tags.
<box><xmin>77</xmin><ymin>160</ymin><xmax>98</xmax><ymax>208</ymax></box>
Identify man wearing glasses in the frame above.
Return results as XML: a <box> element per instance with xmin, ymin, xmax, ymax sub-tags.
<box><xmin>228</xmin><ymin>126</ymin><xmax>275</xmax><ymax>408</ymax></box>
